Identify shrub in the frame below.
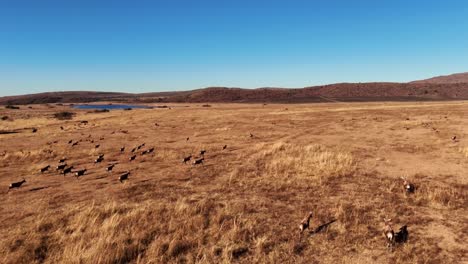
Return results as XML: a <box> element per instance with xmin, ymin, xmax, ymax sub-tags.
<box><xmin>5</xmin><ymin>105</ymin><xmax>20</xmax><ymax>109</ymax></box>
<box><xmin>92</xmin><ymin>109</ymin><xmax>110</xmax><ymax>113</ymax></box>
<box><xmin>53</xmin><ymin>111</ymin><xmax>75</xmax><ymax>120</ymax></box>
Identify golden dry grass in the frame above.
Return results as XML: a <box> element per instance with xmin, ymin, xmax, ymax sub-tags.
<box><xmin>0</xmin><ymin>102</ymin><xmax>467</xmax><ymax>263</ymax></box>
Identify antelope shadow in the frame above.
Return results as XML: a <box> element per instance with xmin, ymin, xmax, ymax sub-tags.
<box><xmin>309</xmin><ymin>219</ymin><xmax>337</xmax><ymax>235</ymax></box>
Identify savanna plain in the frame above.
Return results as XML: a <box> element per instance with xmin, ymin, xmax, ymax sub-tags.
<box><xmin>0</xmin><ymin>102</ymin><xmax>467</xmax><ymax>263</ymax></box>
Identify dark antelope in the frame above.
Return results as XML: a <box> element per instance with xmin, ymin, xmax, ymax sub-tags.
<box><xmin>193</xmin><ymin>157</ymin><xmax>204</xmax><ymax>165</ymax></box>
<box><xmin>40</xmin><ymin>165</ymin><xmax>50</xmax><ymax>173</ymax></box>
<box><xmin>119</xmin><ymin>171</ymin><xmax>130</xmax><ymax>183</ymax></box>
<box><xmin>57</xmin><ymin>164</ymin><xmax>67</xmax><ymax>171</ymax></box>
<box><xmin>183</xmin><ymin>155</ymin><xmax>192</xmax><ymax>164</ymax></box>
<box><xmin>62</xmin><ymin>166</ymin><xmax>74</xmax><ymax>175</ymax></box>
<box><xmin>8</xmin><ymin>179</ymin><xmax>26</xmax><ymax>192</ymax></box>
<box><xmin>106</xmin><ymin>164</ymin><xmax>116</xmax><ymax>172</ymax></box>
<box><xmin>75</xmin><ymin>169</ymin><xmax>87</xmax><ymax>177</ymax></box>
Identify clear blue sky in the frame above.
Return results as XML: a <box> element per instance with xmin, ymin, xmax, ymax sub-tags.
<box><xmin>1</xmin><ymin>0</ymin><xmax>467</xmax><ymax>96</ymax></box>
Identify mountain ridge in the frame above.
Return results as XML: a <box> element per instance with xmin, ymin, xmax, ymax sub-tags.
<box><xmin>2</xmin><ymin>73</ymin><xmax>468</xmax><ymax>105</ymax></box>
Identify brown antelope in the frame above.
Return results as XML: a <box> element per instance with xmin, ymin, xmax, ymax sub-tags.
<box><xmin>299</xmin><ymin>211</ymin><xmax>313</xmax><ymax>236</ymax></box>
<box><xmin>223</xmin><ymin>145</ymin><xmax>227</xmax><ymax>150</ymax></box>
<box><xmin>400</xmin><ymin>177</ymin><xmax>415</xmax><ymax>193</ymax></box>
<box><xmin>383</xmin><ymin>218</ymin><xmax>395</xmax><ymax>249</ymax></box>
<box><xmin>129</xmin><ymin>155</ymin><xmax>137</xmax><ymax>161</ymax></box>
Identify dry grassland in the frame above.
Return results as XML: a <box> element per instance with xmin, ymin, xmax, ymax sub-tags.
<box><xmin>0</xmin><ymin>102</ymin><xmax>467</xmax><ymax>263</ymax></box>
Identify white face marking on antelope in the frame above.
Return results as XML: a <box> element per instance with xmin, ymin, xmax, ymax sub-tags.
<box><xmin>386</xmin><ymin>233</ymin><xmax>393</xmax><ymax>240</ymax></box>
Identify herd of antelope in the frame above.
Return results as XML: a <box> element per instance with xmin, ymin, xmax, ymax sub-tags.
<box><xmin>6</xmin><ymin>122</ymin><xmax>231</xmax><ymax>194</ymax></box>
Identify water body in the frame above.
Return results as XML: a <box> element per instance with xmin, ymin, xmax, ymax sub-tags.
<box><xmin>73</xmin><ymin>104</ymin><xmax>152</xmax><ymax>110</ymax></box>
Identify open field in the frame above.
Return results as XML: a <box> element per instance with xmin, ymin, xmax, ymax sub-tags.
<box><xmin>0</xmin><ymin>101</ymin><xmax>467</xmax><ymax>263</ymax></box>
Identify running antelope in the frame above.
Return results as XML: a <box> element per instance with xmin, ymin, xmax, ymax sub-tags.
<box><xmin>8</xmin><ymin>179</ymin><xmax>26</xmax><ymax>192</ymax></box>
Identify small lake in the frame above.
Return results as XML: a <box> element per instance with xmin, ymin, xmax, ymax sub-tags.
<box><xmin>72</xmin><ymin>104</ymin><xmax>152</xmax><ymax>110</ymax></box>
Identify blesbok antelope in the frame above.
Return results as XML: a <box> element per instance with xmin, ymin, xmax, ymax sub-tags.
<box><xmin>200</xmin><ymin>149</ymin><xmax>206</xmax><ymax>156</ymax></box>
<box><xmin>106</xmin><ymin>164</ymin><xmax>116</xmax><ymax>172</ymax></box>
<box><xmin>395</xmin><ymin>225</ymin><xmax>409</xmax><ymax>244</ymax></box>
<box><xmin>182</xmin><ymin>155</ymin><xmax>192</xmax><ymax>164</ymax></box>
<box><xmin>59</xmin><ymin>158</ymin><xmax>67</xmax><ymax>163</ymax></box>
<box><xmin>119</xmin><ymin>171</ymin><xmax>130</xmax><ymax>183</ymax></box>
<box><xmin>223</xmin><ymin>145</ymin><xmax>227</xmax><ymax>150</ymax></box>
<box><xmin>383</xmin><ymin>218</ymin><xmax>395</xmax><ymax>249</ymax></box>
<box><xmin>299</xmin><ymin>211</ymin><xmax>313</xmax><ymax>237</ymax></box>
<box><xmin>395</xmin><ymin>225</ymin><xmax>409</xmax><ymax>243</ymax></box>
<box><xmin>62</xmin><ymin>166</ymin><xmax>74</xmax><ymax>175</ymax></box>
<box><xmin>147</xmin><ymin>147</ymin><xmax>155</xmax><ymax>153</ymax></box>
<box><xmin>400</xmin><ymin>177</ymin><xmax>415</xmax><ymax>193</ymax></box>
<box><xmin>186</xmin><ymin>137</ymin><xmax>190</xmax><ymax>141</ymax></box>
<box><xmin>72</xmin><ymin>142</ymin><xmax>79</xmax><ymax>147</ymax></box>
<box><xmin>95</xmin><ymin>144</ymin><xmax>100</xmax><ymax>149</ymax></box>
<box><xmin>95</xmin><ymin>156</ymin><xmax>104</xmax><ymax>164</ymax></box>
<box><xmin>193</xmin><ymin>157</ymin><xmax>204</xmax><ymax>165</ymax></box>
<box><xmin>75</xmin><ymin>169</ymin><xmax>87</xmax><ymax>177</ymax></box>
<box><xmin>7</xmin><ymin>179</ymin><xmax>26</xmax><ymax>192</ymax></box>
<box><xmin>57</xmin><ymin>164</ymin><xmax>67</xmax><ymax>171</ymax></box>
<box><xmin>120</xmin><ymin>147</ymin><xmax>125</xmax><ymax>152</ymax></box>
<box><xmin>129</xmin><ymin>155</ymin><xmax>137</xmax><ymax>161</ymax></box>
<box><xmin>40</xmin><ymin>165</ymin><xmax>50</xmax><ymax>173</ymax></box>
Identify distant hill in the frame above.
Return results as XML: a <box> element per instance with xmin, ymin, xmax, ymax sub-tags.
<box><xmin>411</xmin><ymin>72</ymin><xmax>468</xmax><ymax>84</ymax></box>
<box><xmin>1</xmin><ymin>73</ymin><xmax>468</xmax><ymax>105</ymax></box>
